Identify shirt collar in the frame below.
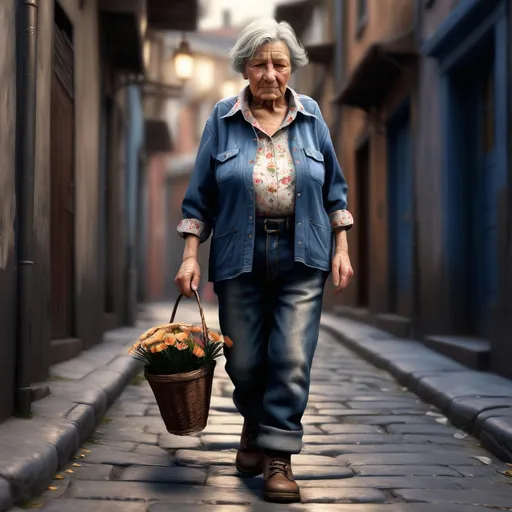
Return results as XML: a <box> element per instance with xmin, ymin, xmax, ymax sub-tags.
<box><xmin>220</xmin><ymin>86</ymin><xmax>316</xmax><ymax>123</ymax></box>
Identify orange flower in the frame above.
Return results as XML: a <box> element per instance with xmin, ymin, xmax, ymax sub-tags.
<box><xmin>174</xmin><ymin>332</ymin><xmax>188</xmax><ymax>342</ymax></box>
<box><xmin>139</xmin><ymin>325</ymin><xmax>159</xmax><ymax>340</ymax></box>
<box><xmin>164</xmin><ymin>333</ymin><xmax>176</xmax><ymax>346</ymax></box>
<box><xmin>224</xmin><ymin>335</ymin><xmax>234</xmax><ymax>348</ymax></box>
<box><xmin>150</xmin><ymin>343</ymin><xmax>167</xmax><ymax>353</ymax></box>
<box><xmin>142</xmin><ymin>329</ymin><xmax>166</xmax><ymax>347</ymax></box>
<box><xmin>138</xmin><ymin>323</ymin><xmax>170</xmax><ymax>342</ymax></box>
<box><xmin>153</xmin><ymin>329</ymin><xmax>166</xmax><ymax>342</ymax></box>
<box><xmin>208</xmin><ymin>331</ymin><xmax>222</xmax><ymax>343</ymax></box>
<box><xmin>192</xmin><ymin>345</ymin><xmax>205</xmax><ymax>358</ymax></box>
<box><xmin>176</xmin><ymin>342</ymin><xmax>188</xmax><ymax>351</ymax></box>
<box><xmin>188</xmin><ymin>325</ymin><xmax>203</xmax><ymax>333</ymax></box>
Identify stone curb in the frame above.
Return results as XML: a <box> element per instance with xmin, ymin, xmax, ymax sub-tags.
<box><xmin>320</xmin><ymin>312</ymin><xmax>512</xmax><ymax>464</ymax></box>
<box><xmin>0</xmin><ymin>325</ymin><xmax>146</xmax><ymax>511</ymax></box>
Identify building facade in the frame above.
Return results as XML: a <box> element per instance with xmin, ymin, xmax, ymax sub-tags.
<box><xmin>275</xmin><ymin>0</ymin><xmax>511</xmax><ymax>378</ymax></box>
<box><xmin>0</xmin><ymin>0</ymin><xmax>198</xmax><ymax>423</ymax></box>
<box><xmin>145</xmin><ymin>13</ymin><xmax>246</xmax><ymax>304</ymax></box>
<box><xmin>417</xmin><ymin>0</ymin><xmax>511</xmax><ymax>376</ymax></box>
<box><xmin>335</xmin><ymin>0</ymin><xmax>419</xmax><ymax>333</ymax></box>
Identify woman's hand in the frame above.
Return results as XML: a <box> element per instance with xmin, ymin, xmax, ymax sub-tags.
<box><xmin>174</xmin><ymin>257</ymin><xmax>201</xmax><ymax>298</ymax></box>
<box><xmin>332</xmin><ymin>250</ymin><xmax>353</xmax><ymax>293</ymax></box>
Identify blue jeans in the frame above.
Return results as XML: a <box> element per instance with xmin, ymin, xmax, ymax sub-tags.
<box><xmin>214</xmin><ymin>220</ymin><xmax>328</xmax><ymax>454</ymax></box>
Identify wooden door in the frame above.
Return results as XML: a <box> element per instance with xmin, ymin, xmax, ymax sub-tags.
<box><xmin>50</xmin><ymin>20</ymin><xmax>75</xmax><ymax>339</ymax></box>
<box><xmin>387</xmin><ymin>103</ymin><xmax>413</xmax><ymax>316</ymax></box>
<box><xmin>355</xmin><ymin>142</ymin><xmax>370</xmax><ymax>308</ymax></box>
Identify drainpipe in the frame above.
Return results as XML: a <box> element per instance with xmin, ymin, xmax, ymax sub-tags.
<box><xmin>15</xmin><ymin>0</ymin><xmax>39</xmax><ymax>416</ymax></box>
<box><xmin>333</xmin><ymin>0</ymin><xmax>344</xmax><ymax>90</ymax></box>
<box><xmin>332</xmin><ymin>0</ymin><xmax>344</xmax><ymax>143</ymax></box>
<box><xmin>410</xmin><ymin>0</ymin><xmax>422</xmax><ymax>337</ymax></box>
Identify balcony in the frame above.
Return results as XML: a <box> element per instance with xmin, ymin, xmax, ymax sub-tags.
<box><xmin>335</xmin><ymin>0</ymin><xmax>418</xmax><ymax>110</ymax></box>
<box><xmin>147</xmin><ymin>0</ymin><xmax>199</xmax><ymax>31</ymax></box>
<box><xmin>100</xmin><ymin>0</ymin><xmax>147</xmax><ymax>73</ymax></box>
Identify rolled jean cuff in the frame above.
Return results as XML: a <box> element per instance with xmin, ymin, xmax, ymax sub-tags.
<box><xmin>257</xmin><ymin>424</ymin><xmax>304</xmax><ymax>454</ymax></box>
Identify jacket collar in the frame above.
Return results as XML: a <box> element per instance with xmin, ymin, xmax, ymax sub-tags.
<box><xmin>220</xmin><ymin>86</ymin><xmax>318</xmax><ymax>122</ymax></box>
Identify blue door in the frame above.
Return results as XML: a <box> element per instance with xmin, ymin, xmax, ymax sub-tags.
<box><xmin>471</xmin><ymin>68</ymin><xmax>499</xmax><ymax>335</ymax></box>
<box><xmin>387</xmin><ymin>103</ymin><xmax>413</xmax><ymax>316</ymax></box>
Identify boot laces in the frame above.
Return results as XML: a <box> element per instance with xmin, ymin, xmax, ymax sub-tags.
<box><xmin>269</xmin><ymin>457</ymin><xmax>290</xmax><ymax>478</ymax></box>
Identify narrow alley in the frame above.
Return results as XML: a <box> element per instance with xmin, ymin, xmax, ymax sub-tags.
<box><xmin>19</xmin><ymin>303</ymin><xmax>512</xmax><ymax>512</ymax></box>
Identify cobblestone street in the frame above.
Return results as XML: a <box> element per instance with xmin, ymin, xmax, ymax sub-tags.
<box><xmin>22</xmin><ymin>304</ymin><xmax>512</xmax><ymax>511</ymax></box>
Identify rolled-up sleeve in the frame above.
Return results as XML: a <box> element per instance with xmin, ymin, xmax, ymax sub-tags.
<box><xmin>177</xmin><ymin>120</ymin><xmax>217</xmax><ymax>243</ymax></box>
<box><xmin>317</xmin><ymin>109</ymin><xmax>353</xmax><ymax>232</ymax></box>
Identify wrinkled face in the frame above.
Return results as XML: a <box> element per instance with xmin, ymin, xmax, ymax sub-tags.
<box><xmin>243</xmin><ymin>41</ymin><xmax>291</xmax><ymax>101</ymax></box>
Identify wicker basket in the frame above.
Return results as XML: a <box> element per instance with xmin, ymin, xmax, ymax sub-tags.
<box><xmin>144</xmin><ymin>291</ymin><xmax>216</xmax><ymax>436</ymax></box>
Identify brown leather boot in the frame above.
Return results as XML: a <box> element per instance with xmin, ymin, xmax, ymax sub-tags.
<box><xmin>235</xmin><ymin>421</ymin><xmax>263</xmax><ymax>477</ymax></box>
<box><xmin>263</xmin><ymin>454</ymin><xmax>301</xmax><ymax>503</ymax></box>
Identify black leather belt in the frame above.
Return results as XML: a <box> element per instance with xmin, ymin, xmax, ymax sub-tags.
<box><xmin>255</xmin><ymin>217</ymin><xmax>294</xmax><ymax>233</ymax></box>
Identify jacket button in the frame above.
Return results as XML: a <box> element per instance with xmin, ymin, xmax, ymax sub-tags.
<box><xmin>297</xmin><ymin>221</ymin><xmax>302</xmax><ymax>226</ymax></box>
<box><xmin>249</xmin><ymin>215</ymin><xmax>253</xmax><ymax>220</ymax></box>
<box><xmin>298</xmin><ymin>241</ymin><xmax>302</xmax><ymax>245</ymax></box>
<box><xmin>297</xmin><ymin>192</ymin><xmax>301</xmax><ymax>197</ymax></box>
<box><xmin>248</xmin><ymin>234</ymin><xmax>253</xmax><ymax>239</ymax></box>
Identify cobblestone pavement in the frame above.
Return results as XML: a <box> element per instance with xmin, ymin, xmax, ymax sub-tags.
<box><xmin>21</xmin><ymin>304</ymin><xmax>512</xmax><ymax>511</ymax></box>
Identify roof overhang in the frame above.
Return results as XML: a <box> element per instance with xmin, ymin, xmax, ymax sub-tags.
<box><xmin>147</xmin><ymin>0</ymin><xmax>199</xmax><ymax>31</ymax></box>
<box><xmin>334</xmin><ymin>31</ymin><xmax>417</xmax><ymax>110</ymax></box>
<box><xmin>305</xmin><ymin>42</ymin><xmax>335</xmax><ymax>65</ymax></box>
<box><xmin>275</xmin><ymin>0</ymin><xmax>316</xmax><ymax>37</ymax></box>
<box><xmin>100</xmin><ymin>0</ymin><xmax>146</xmax><ymax>73</ymax></box>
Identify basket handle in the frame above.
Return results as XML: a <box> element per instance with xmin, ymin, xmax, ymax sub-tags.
<box><xmin>169</xmin><ymin>290</ymin><xmax>208</xmax><ymax>345</ymax></box>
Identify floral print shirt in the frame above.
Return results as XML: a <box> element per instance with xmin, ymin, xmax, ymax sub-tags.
<box><xmin>178</xmin><ymin>87</ymin><xmax>353</xmax><ymax>239</ymax></box>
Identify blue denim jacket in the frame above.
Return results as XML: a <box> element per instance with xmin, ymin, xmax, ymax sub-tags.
<box><xmin>180</xmin><ymin>89</ymin><xmax>351</xmax><ymax>283</ymax></box>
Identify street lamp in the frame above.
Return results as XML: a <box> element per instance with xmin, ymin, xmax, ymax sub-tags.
<box><xmin>117</xmin><ymin>34</ymin><xmax>195</xmax><ymax>98</ymax></box>
<box><xmin>173</xmin><ymin>34</ymin><xmax>194</xmax><ymax>82</ymax></box>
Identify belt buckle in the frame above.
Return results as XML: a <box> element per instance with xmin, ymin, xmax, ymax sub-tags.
<box><xmin>264</xmin><ymin>219</ymin><xmax>281</xmax><ymax>234</ymax></box>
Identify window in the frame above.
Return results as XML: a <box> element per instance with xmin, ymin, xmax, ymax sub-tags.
<box><xmin>356</xmin><ymin>0</ymin><xmax>368</xmax><ymax>38</ymax></box>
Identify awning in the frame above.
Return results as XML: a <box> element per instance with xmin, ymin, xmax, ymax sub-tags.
<box><xmin>147</xmin><ymin>0</ymin><xmax>199</xmax><ymax>31</ymax></box>
<box><xmin>145</xmin><ymin>119</ymin><xmax>173</xmax><ymax>154</ymax></box>
<box><xmin>100</xmin><ymin>0</ymin><xmax>146</xmax><ymax>73</ymax></box>
<box><xmin>274</xmin><ymin>0</ymin><xmax>315</xmax><ymax>37</ymax></box>
<box><xmin>334</xmin><ymin>31</ymin><xmax>417</xmax><ymax>110</ymax></box>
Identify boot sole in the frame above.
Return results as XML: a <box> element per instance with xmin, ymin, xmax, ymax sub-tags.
<box><xmin>235</xmin><ymin>463</ymin><xmax>263</xmax><ymax>478</ymax></box>
<box><xmin>264</xmin><ymin>491</ymin><xmax>301</xmax><ymax>503</ymax></box>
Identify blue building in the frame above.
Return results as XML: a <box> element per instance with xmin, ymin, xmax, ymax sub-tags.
<box><xmin>415</xmin><ymin>0</ymin><xmax>511</xmax><ymax>376</ymax></box>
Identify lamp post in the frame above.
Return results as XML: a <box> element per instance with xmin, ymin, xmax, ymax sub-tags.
<box><xmin>117</xmin><ymin>34</ymin><xmax>195</xmax><ymax>98</ymax></box>
<box><xmin>173</xmin><ymin>34</ymin><xmax>194</xmax><ymax>82</ymax></box>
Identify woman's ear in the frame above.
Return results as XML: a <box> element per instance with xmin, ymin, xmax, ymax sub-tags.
<box><xmin>242</xmin><ymin>71</ymin><xmax>248</xmax><ymax>80</ymax></box>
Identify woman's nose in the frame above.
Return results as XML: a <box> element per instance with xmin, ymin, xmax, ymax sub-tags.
<box><xmin>263</xmin><ymin>66</ymin><xmax>276</xmax><ymax>82</ymax></box>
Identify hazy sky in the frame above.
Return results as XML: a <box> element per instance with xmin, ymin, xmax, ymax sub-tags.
<box><xmin>200</xmin><ymin>0</ymin><xmax>281</xmax><ymax>29</ymax></box>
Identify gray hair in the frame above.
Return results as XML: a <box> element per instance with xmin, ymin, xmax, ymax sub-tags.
<box><xmin>229</xmin><ymin>18</ymin><xmax>309</xmax><ymax>73</ymax></box>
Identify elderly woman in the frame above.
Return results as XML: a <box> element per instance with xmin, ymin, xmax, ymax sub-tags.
<box><xmin>175</xmin><ymin>18</ymin><xmax>353</xmax><ymax>502</ymax></box>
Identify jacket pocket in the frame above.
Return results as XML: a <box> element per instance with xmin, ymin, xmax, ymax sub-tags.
<box><xmin>211</xmin><ymin>228</ymin><xmax>237</xmax><ymax>269</ymax></box>
<box><xmin>215</xmin><ymin>148</ymin><xmax>240</xmax><ymax>183</ymax></box>
<box><xmin>303</xmin><ymin>148</ymin><xmax>325</xmax><ymax>185</ymax></box>
<box><xmin>308</xmin><ymin>219</ymin><xmax>332</xmax><ymax>262</ymax></box>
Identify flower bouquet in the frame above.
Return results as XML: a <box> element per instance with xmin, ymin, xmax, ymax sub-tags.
<box><xmin>129</xmin><ymin>291</ymin><xmax>232</xmax><ymax>435</ymax></box>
